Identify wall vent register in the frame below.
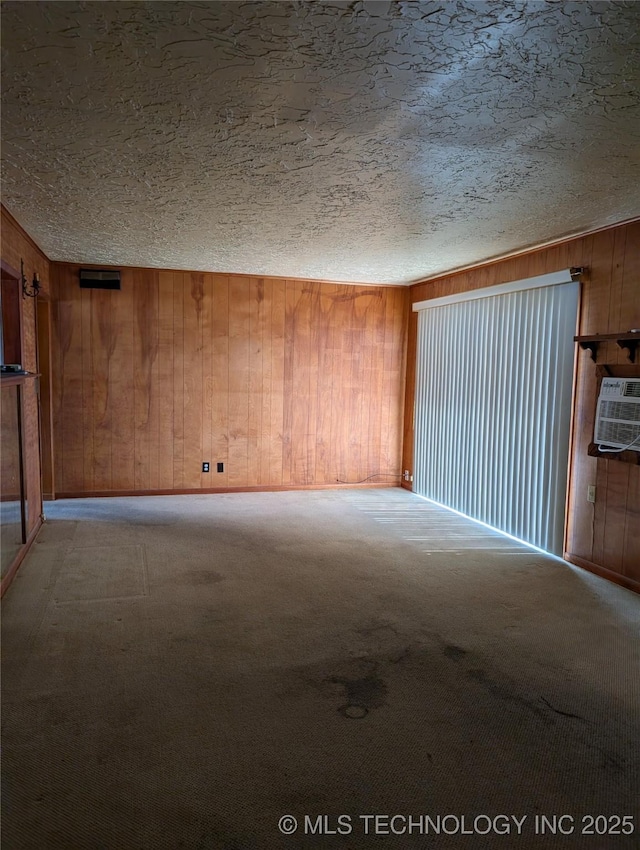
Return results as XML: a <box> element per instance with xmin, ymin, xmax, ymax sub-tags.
<box><xmin>595</xmin><ymin>378</ymin><xmax>640</xmax><ymax>452</ymax></box>
<box><xmin>79</xmin><ymin>269</ymin><xmax>121</xmax><ymax>290</ymax></box>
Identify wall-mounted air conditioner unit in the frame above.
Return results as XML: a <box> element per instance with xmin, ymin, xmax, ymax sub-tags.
<box><xmin>594</xmin><ymin>377</ymin><xmax>640</xmax><ymax>452</ymax></box>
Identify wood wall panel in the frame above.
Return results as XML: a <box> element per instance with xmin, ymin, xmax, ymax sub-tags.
<box><xmin>248</xmin><ymin>278</ymin><xmax>264</xmax><ymax>486</ymax></box>
<box><xmin>110</xmin><ymin>269</ymin><xmax>135</xmax><ymax>490</ymax></box>
<box><xmin>1</xmin><ymin>208</ymin><xmax>51</xmax><ymax>588</ymax></box>
<box><xmin>623</xmin><ymin>469</ymin><xmax>640</xmax><ymax>582</ymax></box>
<box><xmin>211</xmin><ymin>274</ymin><xmax>230</xmax><ymax>486</ymax></box>
<box><xmin>227</xmin><ymin>275</ymin><xmax>250</xmax><ymax>487</ymax></box>
<box><xmin>158</xmin><ymin>272</ymin><xmax>175</xmax><ymax>488</ymax></box>
<box><xmin>200</xmin><ymin>273</ymin><xmax>214</xmax><ymax>489</ymax></box>
<box><xmin>50</xmin><ymin>265</ymin><xmax>408</xmax><ymax>495</ymax></box>
<box><xmin>36</xmin><ymin>300</ymin><xmax>55</xmax><ymax>497</ymax></box>
<box><xmin>171</xmin><ymin>273</ymin><xmax>185</xmax><ymax>490</ymax></box>
<box><xmin>80</xmin><ymin>285</ymin><xmax>94</xmax><ymax>491</ymax></box>
<box><xmin>1</xmin><ymin>207</ymin><xmax>50</xmax><ymax>530</ymax></box>
<box><xmin>183</xmin><ymin>273</ymin><xmax>202</xmax><ymax>489</ymax></box>
<box><xmin>90</xmin><ymin>288</ymin><xmax>112</xmax><ymax>492</ymax></box>
<box><xmin>404</xmin><ymin>220</ymin><xmax>640</xmax><ymax>587</ymax></box>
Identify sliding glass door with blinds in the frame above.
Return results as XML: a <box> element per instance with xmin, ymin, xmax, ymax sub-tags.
<box><xmin>413</xmin><ymin>271</ymin><xmax>580</xmax><ymax>556</ymax></box>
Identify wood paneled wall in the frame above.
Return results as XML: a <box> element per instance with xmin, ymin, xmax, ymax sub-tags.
<box><xmin>404</xmin><ymin>220</ymin><xmax>640</xmax><ymax>590</ymax></box>
<box><xmin>51</xmin><ymin>264</ymin><xmax>408</xmax><ymax>494</ymax></box>
<box><xmin>1</xmin><ymin>208</ymin><xmax>50</xmax><ymax>542</ymax></box>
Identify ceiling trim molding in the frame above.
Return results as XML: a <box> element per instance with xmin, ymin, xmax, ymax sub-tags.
<box><xmin>47</xmin><ymin>259</ymin><xmax>405</xmax><ymax>290</ymax></box>
<box><xmin>408</xmin><ymin>216</ymin><xmax>640</xmax><ymax>289</ymax></box>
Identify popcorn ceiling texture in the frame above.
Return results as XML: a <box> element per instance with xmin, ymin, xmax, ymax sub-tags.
<box><xmin>2</xmin><ymin>0</ymin><xmax>639</xmax><ymax>284</ymax></box>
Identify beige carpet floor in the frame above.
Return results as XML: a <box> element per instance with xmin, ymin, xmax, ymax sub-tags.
<box><xmin>2</xmin><ymin>488</ymin><xmax>639</xmax><ymax>849</ymax></box>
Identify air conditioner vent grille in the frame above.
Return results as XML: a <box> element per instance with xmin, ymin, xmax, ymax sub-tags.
<box><xmin>623</xmin><ymin>380</ymin><xmax>640</xmax><ymax>398</ymax></box>
<box><xmin>599</xmin><ymin>400</ymin><xmax>640</xmax><ymax>422</ymax></box>
<box><xmin>595</xmin><ymin>420</ymin><xmax>640</xmax><ymax>447</ymax></box>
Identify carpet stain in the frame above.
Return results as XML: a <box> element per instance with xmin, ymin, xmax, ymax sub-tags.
<box><xmin>339</xmin><ymin>704</ymin><xmax>369</xmax><ymax>719</ymax></box>
<box><xmin>467</xmin><ymin>668</ymin><xmax>549</xmax><ymax>723</ymax></box>
<box><xmin>389</xmin><ymin>645</ymin><xmax>412</xmax><ymax>664</ymax></box>
<box><xmin>540</xmin><ymin>697</ymin><xmax>586</xmax><ymax>722</ymax></box>
<box><xmin>329</xmin><ymin>674</ymin><xmax>387</xmax><ymax>719</ymax></box>
<box><xmin>356</xmin><ymin>622</ymin><xmax>399</xmax><ymax>637</ymax></box>
<box><xmin>443</xmin><ymin>644</ymin><xmax>467</xmax><ymax>661</ymax></box>
<box><xmin>181</xmin><ymin>570</ymin><xmax>225</xmax><ymax>585</ymax></box>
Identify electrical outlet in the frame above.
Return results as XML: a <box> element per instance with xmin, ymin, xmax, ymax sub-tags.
<box><xmin>217</xmin><ymin>462</ymin><xmax>224</xmax><ymax>473</ymax></box>
<box><xmin>587</xmin><ymin>485</ymin><xmax>596</xmax><ymax>503</ymax></box>
<box><xmin>202</xmin><ymin>462</ymin><xmax>210</xmax><ymax>473</ymax></box>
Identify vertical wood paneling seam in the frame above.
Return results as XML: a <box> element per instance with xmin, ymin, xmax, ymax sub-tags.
<box><xmin>201</xmin><ymin>276</ymin><xmax>205</xmax><ymax>485</ymax></box>
<box><xmin>315</xmin><ymin>283</ymin><xmax>321</xmax><ymax>485</ymax></box>
<box><xmin>261</xmin><ymin>280</ymin><xmax>265</xmax><ymax>484</ymax></box>
<box><xmin>270</xmin><ymin>279</ymin><xmax>278</xmax><ymax>484</ymax></box>
<box><xmin>271</xmin><ymin>278</ymin><xmax>277</xmax><ymax>484</ymax></box>
<box><xmin>211</xmin><ymin>274</ymin><xmax>216</xmax><ymax>479</ymax></box>
<box><xmin>247</xmin><ymin>281</ymin><xmax>251</xmax><ymax>483</ymax></box>
<box><xmin>324</xmin><ymin>287</ymin><xmax>333</xmax><ymax>483</ymax></box>
<box><xmin>308</xmin><ymin>284</ymin><xmax>314</xmax><ymax>484</ymax></box>
<box><xmin>154</xmin><ymin>273</ymin><xmax>158</xmax><ymax>489</ymax></box>
<box><xmin>81</xmin><ymin>288</ymin><xmax>89</xmax><ymax>491</ymax></box>
<box><xmin>328</xmin><ymin>285</ymin><xmax>336</xmax><ymax>483</ymax></box>
<box><xmin>282</xmin><ymin>278</ymin><xmax>295</xmax><ymax>484</ymax></box>
<box><xmin>197</xmin><ymin>274</ymin><xmax>201</xmax><ymax>484</ymax></box>
<box><xmin>274</xmin><ymin>278</ymin><xmax>283</xmax><ymax>485</ymax></box>
<box><xmin>227</xmin><ymin>275</ymin><xmax>230</xmax><ymax>481</ymax></box>
<box><xmin>276</xmin><ymin>278</ymin><xmax>281</xmax><ymax>484</ymax></box>
<box><xmin>609</xmin><ymin>227</ymin><xmax>628</xmax><ymax>335</ymax></box>
<box><xmin>107</xmin><ymin>278</ymin><xmax>116</xmax><ymax>487</ymax></box>
<box><xmin>371</xmin><ymin>291</ymin><xmax>382</xmax><ymax>478</ymax></box>
<box><xmin>378</xmin><ymin>292</ymin><xmax>388</xmax><ymax>476</ymax></box>
<box><xmin>606</xmin><ymin>233</ymin><xmax>615</xmax><ymax>336</ymax></box>
<box><xmin>133</xmin><ymin>275</ymin><xmax>138</xmax><ymax>488</ymax></box>
<box><xmin>348</xmin><ymin>289</ymin><xmax>356</xmax><ymax>482</ymax></box>
<box><xmin>313</xmin><ymin>284</ymin><xmax>319</xmax><ymax>483</ymax></box>
<box><xmin>305</xmin><ymin>280</ymin><xmax>312</xmax><ymax>483</ymax></box>
<box><xmin>179</xmin><ymin>272</ymin><xmax>184</xmax><ymax>487</ymax></box>
<box><xmin>171</xmin><ymin>275</ymin><xmax>175</xmax><ymax>488</ymax></box>
<box><xmin>209</xmin><ymin>275</ymin><xmax>214</xmax><ymax>484</ymax></box>
<box><xmin>290</xmin><ymin>279</ymin><xmax>298</xmax><ymax>484</ymax></box>
<box><xmin>365</xmin><ymin>294</ymin><xmax>373</xmax><ymax>480</ymax></box>
<box><xmin>171</xmin><ymin>274</ymin><xmax>176</xmax><ymax>489</ymax></box>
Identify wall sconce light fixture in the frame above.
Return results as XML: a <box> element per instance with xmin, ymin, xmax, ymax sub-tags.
<box><xmin>21</xmin><ymin>258</ymin><xmax>41</xmax><ymax>298</ymax></box>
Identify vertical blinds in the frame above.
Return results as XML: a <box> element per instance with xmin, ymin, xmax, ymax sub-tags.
<box><xmin>413</xmin><ymin>279</ymin><xmax>579</xmax><ymax>555</ymax></box>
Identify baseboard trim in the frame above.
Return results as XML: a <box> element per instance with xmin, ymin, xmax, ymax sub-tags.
<box><xmin>564</xmin><ymin>553</ymin><xmax>639</xmax><ymax>594</ymax></box>
<box><xmin>1</xmin><ymin>517</ymin><xmax>43</xmax><ymax>598</ymax></box>
<box><xmin>56</xmin><ymin>482</ymin><xmax>401</xmax><ymax>499</ymax></box>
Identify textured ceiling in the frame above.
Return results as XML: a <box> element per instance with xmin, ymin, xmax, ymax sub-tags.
<box><xmin>2</xmin><ymin>1</ymin><xmax>640</xmax><ymax>285</ymax></box>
